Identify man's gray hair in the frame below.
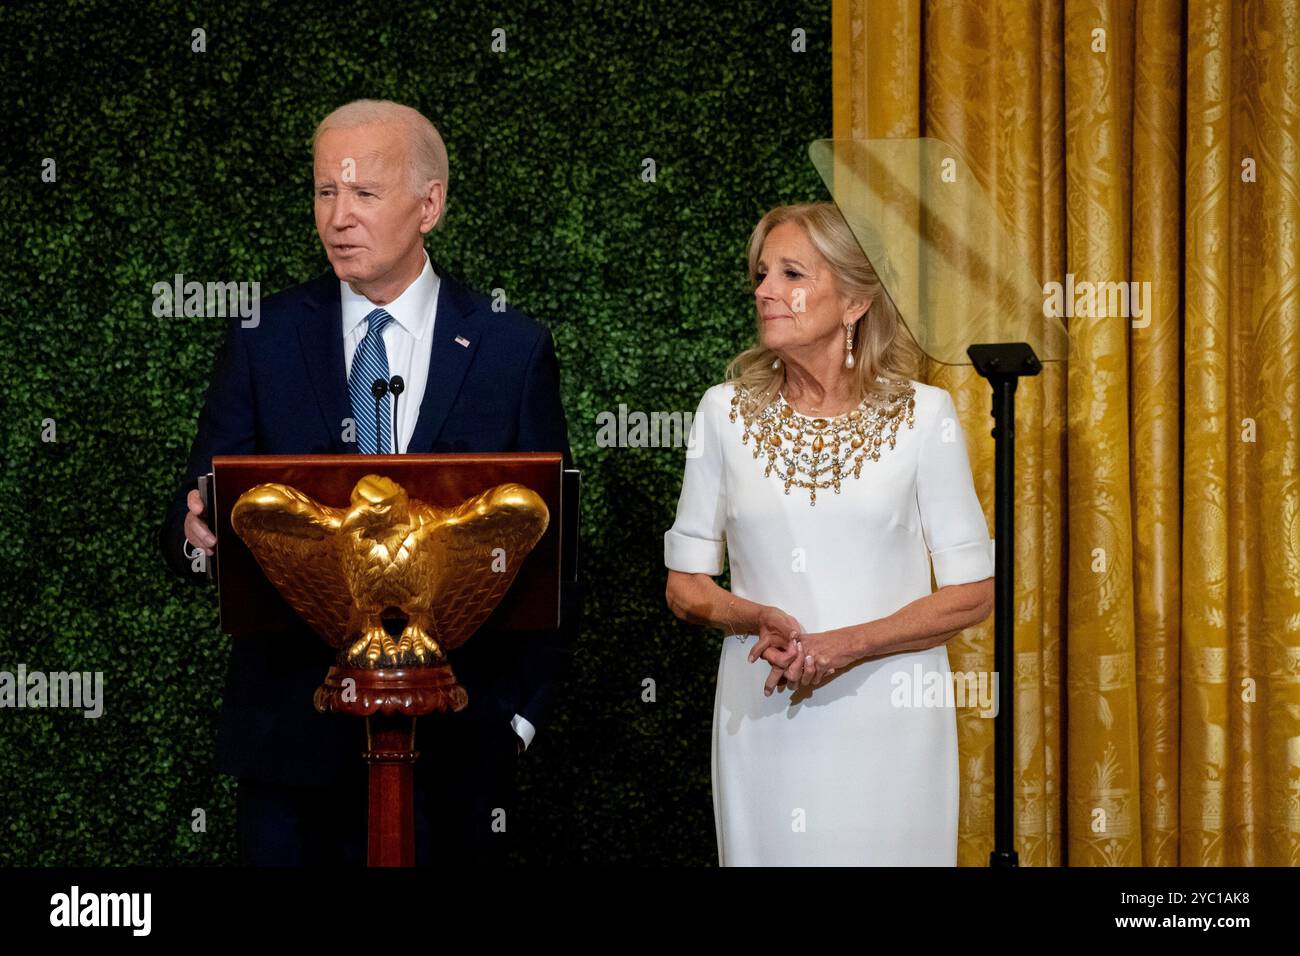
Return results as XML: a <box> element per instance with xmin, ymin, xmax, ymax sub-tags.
<box><xmin>313</xmin><ymin>99</ymin><xmax>449</xmax><ymax>206</ymax></box>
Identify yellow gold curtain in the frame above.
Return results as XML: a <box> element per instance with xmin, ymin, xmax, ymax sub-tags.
<box><xmin>834</xmin><ymin>0</ymin><xmax>1300</xmax><ymax>866</ymax></box>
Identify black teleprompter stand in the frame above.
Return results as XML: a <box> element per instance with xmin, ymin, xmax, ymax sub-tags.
<box><xmin>967</xmin><ymin>342</ymin><xmax>1042</xmax><ymax>868</ymax></box>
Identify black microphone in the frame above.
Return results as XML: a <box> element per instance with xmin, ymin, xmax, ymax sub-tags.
<box><xmin>370</xmin><ymin>378</ymin><xmax>388</xmax><ymax>454</ymax></box>
<box><xmin>388</xmin><ymin>376</ymin><xmax>405</xmax><ymax>455</ymax></box>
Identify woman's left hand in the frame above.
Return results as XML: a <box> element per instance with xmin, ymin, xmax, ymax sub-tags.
<box><xmin>781</xmin><ymin>628</ymin><xmax>862</xmax><ymax>688</ymax></box>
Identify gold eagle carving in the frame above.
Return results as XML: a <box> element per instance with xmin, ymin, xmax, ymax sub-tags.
<box><xmin>230</xmin><ymin>475</ymin><xmax>550</xmax><ymax>668</ymax></box>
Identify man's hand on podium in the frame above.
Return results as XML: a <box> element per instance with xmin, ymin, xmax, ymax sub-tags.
<box><xmin>185</xmin><ymin>488</ymin><xmax>216</xmax><ymax>556</ymax></box>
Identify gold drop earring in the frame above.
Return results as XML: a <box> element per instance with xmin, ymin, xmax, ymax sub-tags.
<box><xmin>844</xmin><ymin>322</ymin><xmax>856</xmax><ymax>369</ymax></box>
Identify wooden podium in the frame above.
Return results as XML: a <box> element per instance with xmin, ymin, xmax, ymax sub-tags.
<box><xmin>206</xmin><ymin>452</ymin><xmax>578</xmax><ymax>866</ymax></box>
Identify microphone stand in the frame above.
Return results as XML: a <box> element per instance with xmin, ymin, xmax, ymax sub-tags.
<box><xmin>370</xmin><ymin>378</ymin><xmax>388</xmax><ymax>455</ymax></box>
<box><xmin>388</xmin><ymin>376</ymin><xmax>405</xmax><ymax>455</ymax></box>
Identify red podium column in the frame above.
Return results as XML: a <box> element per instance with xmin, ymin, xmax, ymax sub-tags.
<box><xmin>316</xmin><ymin>664</ymin><xmax>468</xmax><ymax>867</ymax></box>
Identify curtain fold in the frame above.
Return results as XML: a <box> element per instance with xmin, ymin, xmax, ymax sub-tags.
<box><xmin>834</xmin><ymin>0</ymin><xmax>1299</xmax><ymax>866</ymax></box>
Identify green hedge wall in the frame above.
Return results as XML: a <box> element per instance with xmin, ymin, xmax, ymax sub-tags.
<box><xmin>0</xmin><ymin>0</ymin><xmax>830</xmax><ymax>864</ymax></box>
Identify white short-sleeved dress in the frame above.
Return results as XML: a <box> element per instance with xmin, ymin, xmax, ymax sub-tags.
<box><xmin>664</xmin><ymin>377</ymin><xmax>995</xmax><ymax>866</ymax></box>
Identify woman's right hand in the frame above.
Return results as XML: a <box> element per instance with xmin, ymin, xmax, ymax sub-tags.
<box><xmin>748</xmin><ymin>605</ymin><xmax>803</xmax><ymax>667</ymax></box>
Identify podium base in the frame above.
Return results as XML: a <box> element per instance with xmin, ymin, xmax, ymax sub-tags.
<box><xmin>313</xmin><ymin>664</ymin><xmax>469</xmax><ymax>866</ymax></box>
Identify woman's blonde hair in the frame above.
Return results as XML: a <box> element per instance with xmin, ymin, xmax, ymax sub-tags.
<box><xmin>724</xmin><ymin>202</ymin><xmax>924</xmax><ymax>409</ymax></box>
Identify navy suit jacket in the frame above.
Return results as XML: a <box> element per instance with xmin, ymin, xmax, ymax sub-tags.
<box><xmin>160</xmin><ymin>259</ymin><xmax>576</xmax><ymax>786</ymax></box>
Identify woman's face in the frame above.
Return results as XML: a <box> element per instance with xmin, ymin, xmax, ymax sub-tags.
<box><xmin>754</xmin><ymin>221</ymin><xmax>855</xmax><ymax>354</ymax></box>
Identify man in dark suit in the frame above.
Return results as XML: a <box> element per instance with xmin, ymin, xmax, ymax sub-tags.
<box><xmin>160</xmin><ymin>99</ymin><xmax>575</xmax><ymax>865</ymax></box>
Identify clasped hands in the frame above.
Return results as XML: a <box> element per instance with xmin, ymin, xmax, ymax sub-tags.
<box><xmin>747</xmin><ymin>606</ymin><xmax>859</xmax><ymax>696</ymax></box>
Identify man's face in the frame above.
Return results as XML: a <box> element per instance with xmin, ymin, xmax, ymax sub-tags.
<box><xmin>313</xmin><ymin>122</ymin><xmax>440</xmax><ymax>288</ymax></box>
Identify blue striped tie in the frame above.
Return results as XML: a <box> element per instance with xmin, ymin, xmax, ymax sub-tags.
<box><xmin>349</xmin><ymin>308</ymin><xmax>394</xmax><ymax>454</ymax></box>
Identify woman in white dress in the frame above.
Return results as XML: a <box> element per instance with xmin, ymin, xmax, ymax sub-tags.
<box><xmin>664</xmin><ymin>202</ymin><xmax>995</xmax><ymax>866</ymax></box>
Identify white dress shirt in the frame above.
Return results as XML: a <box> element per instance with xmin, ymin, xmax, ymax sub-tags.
<box><xmin>341</xmin><ymin>250</ymin><xmax>438</xmax><ymax>456</ymax></box>
<box><xmin>339</xmin><ymin>250</ymin><xmax>536</xmax><ymax>752</ymax></box>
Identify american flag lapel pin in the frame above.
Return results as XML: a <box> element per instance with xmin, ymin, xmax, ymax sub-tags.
<box><xmin>455</xmin><ymin>335</ymin><xmax>471</xmax><ymax>348</ymax></box>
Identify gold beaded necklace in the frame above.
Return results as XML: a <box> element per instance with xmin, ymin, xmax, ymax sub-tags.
<box><xmin>728</xmin><ymin>378</ymin><xmax>916</xmax><ymax>505</ymax></box>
